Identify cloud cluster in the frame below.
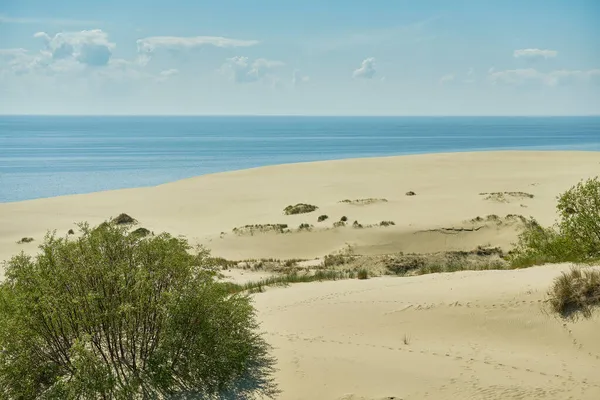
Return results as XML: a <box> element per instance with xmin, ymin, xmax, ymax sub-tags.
<box><xmin>34</xmin><ymin>29</ymin><xmax>116</xmax><ymax>66</ymax></box>
<box><xmin>137</xmin><ymin>36</ymin><xmax>258</xmax><ymax>54</ymax></box>
<box><xmin>353</xmin><ymin>57</ymin><xmax>376</xmax><ymax>79</ymax></box>
<box><xmin>222</xmin><ymin>56</ymin><xmax>284</xmax><ymax>84</ymax></box>
<box><xmin>513</xmin><ymin>48</ymin><xmax>558</xmax><ymax>61</ymax></box>
<box><xmin>489</xmin><ymin>68</ymin><xmax>600</xmax><ymax>86</ymax></box>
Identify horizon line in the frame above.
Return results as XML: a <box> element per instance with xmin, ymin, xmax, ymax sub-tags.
<box><xmin>1</xmin><ymin>114</ymin><xmax>599</xmax><ymax>118</ymax></box>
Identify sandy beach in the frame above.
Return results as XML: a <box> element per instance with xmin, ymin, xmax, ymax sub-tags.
<box><xmin>1</xmin><ymin>151</ymin><xmax>599</xmax><ymax>399</ymax></box>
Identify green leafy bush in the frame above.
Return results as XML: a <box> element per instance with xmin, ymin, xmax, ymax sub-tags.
<box><xmin>510</xmin><ymin>177</ymin><xmax>600</xmax><ymax>267</ymax></box>
<box><xmin>0</xmin><ymin>223</ymin><xmax>277</xmax><ymax>399</ymax></box>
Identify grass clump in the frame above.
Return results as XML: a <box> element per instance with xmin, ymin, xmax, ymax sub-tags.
<box><xmin>333</xmin><ymin>221</ymin><xmax>346</xmax><ymax>228</ymax></box>
<box><xmin>340</xmin><ymin>216</ymin><xmax>348</xmax><ymax>222</ymax></box>
<box><xmin>357</xmin><ymin>268</ymin><xmax>369</xmax><ymax>280</ymax></box>
<box><xmin>284</xmin><ymin>203</ymin><xmax>318</xmax><ymax>215</ymax></box>
<box><xmin>112</xmin><ymin>213</ymin><xmax>136</xmax><ymax>225</ymax></box>
<box><xmin>547</xmin><ymin>267</ymin><xmax>600</xmax><ymax>318</ymax></box>
<box><xmin>352</xmin><ymin>220</ymin><xmax>363</xmax><ymax>229</ymax></box>
<box><xmin>510</xmin><ymin>177</ymin><xmax>600</xmax><ymax>268</ymax></box>
<box><xmin>0</xmin><ymin>222</ymin><xmax>277</xmax><ymax>399</ymax></box>
<box><xmin>317</xmin><ymin>215</ymin><xmax>329</xmax><ymax>222</ymax></box>
<box><xmin>16</xmin><ymin>237</ymin><xmax>34</xmax><ymax>244</ymax></box>
<box><xmin>405</xmin><ymin>191</ymin><xmax>416</xmax><ymax>196</ymax></box>
<box><xmin>240</xmin><ymin>270</ymin><xmax>352</xmax><ymax>292</ymax></box>
<box><xmin>233</xmin><ymin>224</ymin><xmax>289</xmax><ymax>235</ymax></box>
<box><xmin>380</xmin><ymin>220</ymin><xmax>395</xmax><ymax>227</ymax></box>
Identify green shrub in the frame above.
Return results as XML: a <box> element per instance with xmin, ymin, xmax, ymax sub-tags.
<box><xmin>284</xmin><ymin>203</ymin><xmax>318</xmax><ymax>215</ymax></box>
<box><xmin>510</xmin><ymin>177</ymin><xmax>600</xmax><ymax>267</ymax></box>
<box><xmin>317</xmin><ymin>215</ymin><xmax>329</xmax><ymax>222</ymax></box>
<box><xmin>0</xmin><ymin>223</ymin><xmax>277</xmax><ymax>399</ymax></box>
<box><xmin>547</xmin><ymin>267</ymin><xmax>600</xmax><ymax>318</ymax></box>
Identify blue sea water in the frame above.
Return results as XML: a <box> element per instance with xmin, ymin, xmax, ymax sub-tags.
<box><xmin>1</xmin><ymin>116</ymin><xmax>599</xmax><ymax>203</ymax></box>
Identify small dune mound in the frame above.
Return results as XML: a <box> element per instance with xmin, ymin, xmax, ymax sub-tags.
<box><xmin>17</xmin><ymin>237</ymin><xmax>34</xmax><ymax>244</ymax></box>
<box><xmin>339</xmin><ymin>198</ymin><xmax>388</xmax><ymax>205</ymax></box>
<box><xmin>131</xmin><ymin>227</ymin><xmax>151</xmax><ymax>237</ymax></box>
<box><xmin>405</xmin><ymin>191</ymin><xmax>416</xmax><ymax>196</ymax></box>
<box><xmin>548</xmin><ymin>267</ymin><xmax>600</xmax><ymax>319</ymax></box>
<box><xmin>284</xmin><ymin>203</ymin><xmax>318</xmax><ymax>215</ymax></box>
<box><xmin>233</xmin><ymin>224</ymin><xmax>290</xmax><ymax>235</ymax></box>
<box><xmin>480</xmin><ymin>191</ymin><xmax>534</xmax><ymax>203</ymax></box>
<box><xmin>112</xmin><ymin>213</ymin><xmax>136</xmax><ymax>225</ymax></box>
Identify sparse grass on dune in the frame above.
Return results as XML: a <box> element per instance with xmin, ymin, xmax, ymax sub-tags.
<box><xmin>547</xmin><ymin>267</ymin><xmax>600</xmax><ymax>319</ymax></box>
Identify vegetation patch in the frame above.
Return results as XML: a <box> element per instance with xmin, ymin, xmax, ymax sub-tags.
<box><xmin>352</xmin><ymin>220</ymin><xmax>364</xmax><ymax>229</ymax></box>
<box><xmin>130</xmin><ymin>227</ymin><xmax>151</xmax><ymax>237</ymax></box>
<box><xmin>317</xmin><ymin>214</ymin><xmax>329</xmax><ymax>222</ymax></box>
<box><xmin>67</xmin><ymin>229</ymin><xmax>75</xmax><ymax>235</ymax></box>
<box><xmin>405</xmin><ymin>191</ymin><xmax>416</xmax><ymax>196</ymax></box>
<box><xmin>339</xmin><ymin>198</ymin><xmax>388</xmax><ymax>205</ymax></box>
<box><xmin>357</xmin><ymin>268</ymin><xmax>369</xmax><ymax>280</ymax></box>
<box><xmin>333</xmin><ymin>221</ymin><xmax>346</xmax><ymax>228</ymax></box>
<box><xmin>380</xmin><ymin>220</ymin><xmax>396</xmax><ymax>227</ymax></box>
<box><xmin>284</xmin><ymin>203</ymin><xmax>318</xmax><ymax>215</ymax></box>
<box><xmin>0</xmin><ymin>222</ymin><xmax>277</xmax><ymax>399</ymax></box>
<box><xmin>298</xmin><ymin>223</ymin><xmax>313</xmax><ymax>231</ymax></box>
<box><xmin>340</xmin><ymin>216</ymin><xmax>348</xmax><ymax>222</ymax></box>
<box><xmin>233</xmin><ymin>223</ymin><xmax>289</xmax><ymax>235</ymax></box>
<box><xmin>16</xmin><ymin>237</ymin><xmax>34</xmax><ymax>244</ymax></box>
<box><xmin>480</xmin><ymin>191</ymin><xmax>534</xmax><ymax>203</ymax></box>
<box><xmin>509</xmin><ymin>177</ymin><xmax>600</xmax><ymax>268</ymax></box>
<box><xmin>112</xmin><ymin>213</ymin><xmax>136</xmax><ymax>225</ymax></box>
<box><xmin>547</xmin><ymin>267</ymin><xmax>600</xmax><ymax>319</ymax></box>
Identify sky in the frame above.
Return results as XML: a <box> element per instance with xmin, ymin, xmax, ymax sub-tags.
<box><xmin>0</xmin><ymin>0</ymin><xmax>599</xmax><ymax>115</ymax></box>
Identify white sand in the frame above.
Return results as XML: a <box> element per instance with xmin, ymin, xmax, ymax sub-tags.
<box><xmin>253</xmin><ymin>264</ymin><xmax>600</xmax><ymax>399</ymax></box>
<box><xmin>1</xmin><ymin>151</ymin><xmax>599</xmax><ymax>398</ymax></box>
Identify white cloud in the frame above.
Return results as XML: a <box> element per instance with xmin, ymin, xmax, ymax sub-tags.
<box><xmin>292</xmin><ymin>69</ymin><xmax>310</xmax><ymax>86</ymax></box>
<box><xmin>34</xmin><ymin>29</ymin><xmax>116</xmax><ymax>66</ymax></box>
<box><xmin>353</xmin><ymin>57</ymin><xmax>376</xmax><ymax>79</ymax></box>
<box><xmin>0</xmin><ymin>14</ymin><xmax>99</xmax><ymax>26</ymax></box>
<box><xmin>439</xmin><ymin>73</ymin><xmax>455</xmax><ymax>84</ymax></box>
<box><xmin>222</xmin><ymin>56</ymin><xmax>284</xmax><ymax>84</ymax></box>
<box><xmin>160</xmin><ymin>69</ymin><xmax>179</xmax><ymax>77</ymax></box>
<box><xmin>489</xmin><ymin>68</ymin><xmax>600</xmax><ymax>86</ymax></box>
<box><xmin>136</xmin><ymin>36</ymin><xmax>259</xmax><ymax>55</ymax></box>
<box><xmin>513</xmin><ymin>48</ymin><xmax>558</xmax><ymax>61</ymax></box>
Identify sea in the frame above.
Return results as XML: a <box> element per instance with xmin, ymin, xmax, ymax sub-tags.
<box><xmin>1</xmin><ymin>116</ymin><xmax>599</xmax><ymax>203</ymax></box>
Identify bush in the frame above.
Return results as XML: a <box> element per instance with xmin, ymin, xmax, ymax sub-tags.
<box><xmin>67</xmin><ymin>229</ymin><xmax>75</xmax><ymax>235</ymax></box>
<box><xmin>352</xmin><ymin>220</ymin><xmax>363</xmax><ymax>229</ymax></box>
<box><xmin>0</xmin><ymin>222</ymin><xmax>277</xmax><ymax>399</ymax></box>
<box><xmin>283</xmin><ymin>203</ymin><xmax>318</xmax><ymax>215</ymax></box>
<box><xmin>510</xmin><ymin>177</ymin><xmax>600</xmax><ymax>267</ymax></box>
<box><xmin>405</xmin><ymin>191</ymin><xmax>416</xmax><ymax>196</ymax></box>
<box><xmin>357</xmin><ymin>269</ymin><xmax>369</xmax><ymax>280</ymax></box>
<box><xmin>380</xmin><ymin>220</ymin><xmax>395</xmax><ymax>227</ymax></box>
<box><xmin>340</xmin><ymin>216</ymin><xmax>348</xmax><ymax>222</ymax></box>
<box><xmin>16</xmin><ymin>237</ymin><xmax>34</xmax><ymax>244</ymax></box>
<box><xmin>112</xmin><ymin>213</ymin><xmax>136</xmax><ymax>225</ymax></box>
<box><xmin>317</xmin><ymin>215</ymin><xmax>329</xmax><ymax>222</ymax></box>
<box><xmin>547</xmin><ymin>268</ymin><xmax>600</xmax><ymax>318</ymax></box>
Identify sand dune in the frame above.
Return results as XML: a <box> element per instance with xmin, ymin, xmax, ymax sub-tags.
<box><xmin>2</xmin><ymin>151</ymin><xmax>599</xmax><ymax>267</ymax></box>
<box><xmin>253</xmin><ymin>264</ymin><xmax>600</xmax><ymax>400</ymax></box>
<box><xmin>1</xmin><ymin>151</ymin><xmax>599</xmax><ymax>399</ymax></box>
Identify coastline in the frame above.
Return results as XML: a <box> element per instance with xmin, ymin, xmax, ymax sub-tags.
<box><xmin>2</xmin><ymin>150</ymin><xmax>599</xmax><ymax>265</ymax></box>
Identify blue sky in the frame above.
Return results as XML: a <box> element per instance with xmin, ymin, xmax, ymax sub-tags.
<box><xmin>1</xmin><ymin>0</ymin><xmax>599</xmax><ymax>115</ymax></box>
